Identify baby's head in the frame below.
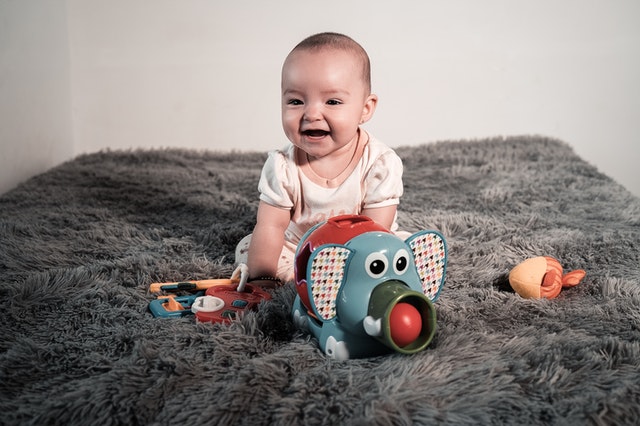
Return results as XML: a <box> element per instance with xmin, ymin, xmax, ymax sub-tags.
<box><xmin>285</xmin><ymin>32</ymin><xmax>372</xmax><ymax>95</ymax></box>
<box><xmin>281</xmin><ymin>33</ymin><xmax>377</xmax><ymax>159</ymax></box>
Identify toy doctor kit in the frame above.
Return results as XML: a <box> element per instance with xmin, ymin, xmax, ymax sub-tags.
<box><xmin>291</xmin><ymin>215</ymin><xmax>448</xmax><ymax>360</ymax></box>
<box><xmin>148</xmin><ymin>265</ymin><xmax>271</xmax><ymax>323</ymax></box>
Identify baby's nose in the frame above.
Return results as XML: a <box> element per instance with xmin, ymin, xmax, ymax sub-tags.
<box><xmin>303</xmin><ymin>104</ymin><xmax>322</xmax><ymax>121</ymax></box>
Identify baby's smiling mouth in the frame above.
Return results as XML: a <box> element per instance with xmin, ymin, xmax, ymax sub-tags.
<box><xmin>302</xmin><ymin>129</ymin><xmax>330</xmax><ymax>138</ymax></box>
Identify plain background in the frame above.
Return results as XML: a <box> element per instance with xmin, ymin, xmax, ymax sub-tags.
<box><xmin>1</xmin><ymin>0</ymin><xmax>639</xmax><ymax>197</ymax></box>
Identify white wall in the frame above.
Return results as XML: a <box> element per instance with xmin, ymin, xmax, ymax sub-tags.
<box><xmin>2</xmin><ymin>1</ymin><xmax>639</xmax><ymax>198</ymax></box>
<box><xmin>0</xmin><ymin>0</ymin><xmax>74</xmax><ymax>195</ymax></box>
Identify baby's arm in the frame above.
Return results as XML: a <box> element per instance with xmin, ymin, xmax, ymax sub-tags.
<box><xmin>362</xmin><ymin>205</ymin><xmax>397</xmax><ymax>231</ymax></box>
<box><xmin>247</xmin><ymin>201</ymin><xmax>291</xmax><ymax>283</ymax></box>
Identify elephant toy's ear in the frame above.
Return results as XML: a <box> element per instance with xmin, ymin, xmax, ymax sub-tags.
<box><xmin>308</xmin><ymin>245</ymin><xmax>352</xmax><ymax>321</ymax></box>
<box><xmin>407</xmin><ymin>231</ymin><xmax>447</xmax><ymax>302</ymax></box>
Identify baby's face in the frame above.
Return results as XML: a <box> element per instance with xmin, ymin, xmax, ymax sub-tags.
<box><xmin>281</xmin><ymin>48</ymin><xmax>375</xmax><ymax>159</ymax></box>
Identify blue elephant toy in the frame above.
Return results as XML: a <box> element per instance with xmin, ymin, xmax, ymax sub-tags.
<box><xmin>292</xmin><ymin>215</ymin><xmax>447</xmax><ymax>360</ymax></box>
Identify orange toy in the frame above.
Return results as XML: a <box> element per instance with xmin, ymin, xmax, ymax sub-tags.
<box><xmin>508</xmin><ymin>256</ymin><xmax>586</xmax><ymax>299</ymax></box>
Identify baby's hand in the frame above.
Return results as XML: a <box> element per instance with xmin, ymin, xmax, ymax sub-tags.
<box><xmin>233</xmin><ymin>263</ymin><xmax>283</xmax><ymax>290</ymax></box>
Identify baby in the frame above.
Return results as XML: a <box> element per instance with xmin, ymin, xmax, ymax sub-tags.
<box><xmin>235</xmin><ymin>32</ymin><xmax>405</xmax><ymax>287</ymax></box>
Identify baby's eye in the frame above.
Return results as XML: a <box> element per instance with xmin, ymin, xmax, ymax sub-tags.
<box><xmin>287</xmin><ymin>99</ymin><xmax>303</xmax><ymax>106</ymax></box>
<box><xmin>326</xmin><ymin>99</ymin><xmax>342</xmax><ymax>106</ymax></box>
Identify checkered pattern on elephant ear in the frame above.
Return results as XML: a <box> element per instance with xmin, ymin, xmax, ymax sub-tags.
<box><xmin>309</xmin><ymin>246</ymin><xmax>351</xmax><ymax>321</ymax></box>
<box><xmin>409</xmin><ymin>231</ymin><xmax>447</xmax><ymax>302</ymax></box>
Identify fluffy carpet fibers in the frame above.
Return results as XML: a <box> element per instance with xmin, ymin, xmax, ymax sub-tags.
<box><xmin>1</xmin><ymin>136</ymin><xmax>639</xmax><ymax>425</ymax></box>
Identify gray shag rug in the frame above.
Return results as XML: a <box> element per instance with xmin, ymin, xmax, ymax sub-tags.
<box><xmin>1</xmin><ymin>136</ymin><xmax>639</xmax><ymax>425</ymax></box>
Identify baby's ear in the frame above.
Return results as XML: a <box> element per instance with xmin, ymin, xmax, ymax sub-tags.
<box><xmin>360</xmin><ymin>94</ymin><xmax>378</xmax><ymax>124</ymax></box>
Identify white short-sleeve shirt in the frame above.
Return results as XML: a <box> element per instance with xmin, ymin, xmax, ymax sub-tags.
<box><xmin>258</xmin><ymin>133</ymin><xmax>404</xmax><ymax>245</ymax></box>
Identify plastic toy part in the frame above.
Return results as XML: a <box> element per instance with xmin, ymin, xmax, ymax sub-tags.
<box><xmin>191</xmin><ymin>295</ymin><xmax>225</xmax><ymax>314</ymax></box>
<box><xmin>389</xmin><ymin>303</ymin><xmax>422</xmax><ymax>347</ymax></box>
<box><xmin>194</xmin><ymin>284</ymin><xmax>271</xmax><ymax>324</ymax></box>
<box><xmin>294</xmin><ymin>215</ymin><xmax>390</xmax><ymax>313</ymax></box>
<box><xmin>366</xmin><ymin>281</ymin><xmax>436</xmax><ymax>354</ymax></box>
<box><xmin>149</xmin><ymin>294</ymin><xmax>202</xmax><ymax>318</ymax></box>
<box><xmin>149</xmin><ymin>279</ymin><xmax>236</xmax><ymax>293</ymax></box>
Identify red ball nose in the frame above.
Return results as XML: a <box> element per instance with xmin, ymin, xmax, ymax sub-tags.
<box><xmin>389</xmin><ymin>302</ymin><xmax>422</xmax><ymax>347</ymax></box>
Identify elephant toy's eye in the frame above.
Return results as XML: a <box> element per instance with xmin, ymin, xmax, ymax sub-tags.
<box><xmin>393</xmin><ymin>249</ymin><xmax>409</xmax><ymax>275</ymax></box>
<box><xmin>365</xmin><ymin>252</ymin><xmax>388</xmax><ymax>278</ymax></box>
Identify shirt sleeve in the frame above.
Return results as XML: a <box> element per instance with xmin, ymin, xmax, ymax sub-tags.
<box><xmin>363</xmin><ymin>149</ymin><xmax>404</xmax><ymax>209</ymax></box>
<box><xmin>258</xmin><ymin>150</ymin><xmax>296</xmax><ymax>209</ymax></box>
